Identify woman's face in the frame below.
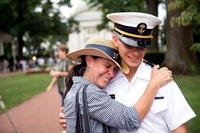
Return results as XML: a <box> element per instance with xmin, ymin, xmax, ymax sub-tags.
<box><xmin>113</xmin><ymin>35</ymin><xmax>146</xmax><ymax>69</ymax></box>
<box><xmin>84</xmin><ymin>56</ymin><xmax>119</xmax><ymax>89</ymax></box>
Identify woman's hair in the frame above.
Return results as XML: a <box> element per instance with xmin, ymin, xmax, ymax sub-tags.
<box><xmin>64</xmin><ymin>56</ymin><xmax>99</xmax><ymax>96</ymax></box>
<box><xmin>64</xmin><ymin>56</ymin><xmax>86</xmax><ymax>96</ymax></box>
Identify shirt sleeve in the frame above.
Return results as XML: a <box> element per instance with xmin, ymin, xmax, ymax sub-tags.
<box><xmin>162</xmin><ymin>81</ymin><xmax>196</xmax><ymax>130</ymax></box>
<box><xmin>84</xmin><ymin>85</ymin><xmax>141</xmax><ymax>130</ymax></box>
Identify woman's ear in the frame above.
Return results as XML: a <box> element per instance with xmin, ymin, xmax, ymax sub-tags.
<box><xmin>85</xmin><ymin>55</ymin><xmax>94</xmax><ymax>67</ymax></box>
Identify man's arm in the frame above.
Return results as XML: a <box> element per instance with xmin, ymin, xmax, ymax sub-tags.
<box><xmin>172</xmin><ymin>124</ymin><xmax>187</xmax><ymax>133</ymax></box>
<box><xmin>59</xmin><ymin>64</ymin><xmax>74</xmax><ymax>77</ymax></box>
<box><xmin>59</xmin><ymin>107</ymin><xmax>66</xmax><ymax>129</ymax></box>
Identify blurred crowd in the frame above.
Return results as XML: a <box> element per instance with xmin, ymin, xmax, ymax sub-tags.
<box><xmin>0</xmin><ymin>55</ymin><xmax>59</xmax><ymax>73</ymax></box>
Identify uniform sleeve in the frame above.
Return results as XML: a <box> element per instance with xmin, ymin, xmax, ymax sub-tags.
<box><xmin>162</xmin><ymin>81</ymin><xmax>196</xmax><ymax>130</ymax></box>
<box><xmin>85</xmin><ymin>86</ymin><xmax>141</xmax><ymax>130</ymax></box>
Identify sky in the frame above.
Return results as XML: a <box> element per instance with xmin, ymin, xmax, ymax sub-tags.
<box><xmin>59</xmin><ymin>0</ymin><xmax>86</xmax><ymax>19</ymax></box>
<box><xmin>158</xmin><ymin>3</ymin><xmax>167</xmax><ymax>25</ymax></box>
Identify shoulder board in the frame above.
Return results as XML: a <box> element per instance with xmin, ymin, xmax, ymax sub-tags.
<box><xmin>143</xmin><ymin>60</ymin><xmax>154</xmax><ymax>67</ymax></box>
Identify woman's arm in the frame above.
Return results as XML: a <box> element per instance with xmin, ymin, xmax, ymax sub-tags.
<box><xmin>172</xmin><ymin>124</ymin><xmax>187</xmax><ymax>133</ymax></box>
<box><xmin>86</xmin><ymin>88</ymin><xmax>141</xmax><ymax>130</ymax></box>
<box><xmin>134</xmin><ymin>65</ymin><xmax>172</xmax><ymax>120</ymax></box>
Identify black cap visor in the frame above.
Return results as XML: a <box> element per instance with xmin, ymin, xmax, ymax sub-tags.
<box><xmin>118</xmin><ymin>34</ymin><xmax>151</xmax><ymax>48</ymax></box>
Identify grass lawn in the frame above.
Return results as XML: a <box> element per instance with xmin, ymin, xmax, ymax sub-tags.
<box><xmin>174</xmin><ymin>75</ymin><xmax>200</xmax><ymax>133</ymax></box>
<box><xmin>0</xmin><ymin>73</ymin><xmax>199</xmax><ymax>132</ymax></box>
<box><xmin>0</xmin><ymin>73</ymin><xmax>51</xmax><ymax>113</ymax></box>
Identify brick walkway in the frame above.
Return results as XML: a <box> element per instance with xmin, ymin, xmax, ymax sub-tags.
<box><xmin>0</xmin><ymin>86</ymin><xmax>63</xmax><ymax>133</ymax></box>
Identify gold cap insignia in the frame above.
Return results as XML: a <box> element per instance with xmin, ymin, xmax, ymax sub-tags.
<box><xmin>137</xmin><ymin>23</ymin><xmax>147</xmax><ymax>34</ymax></box>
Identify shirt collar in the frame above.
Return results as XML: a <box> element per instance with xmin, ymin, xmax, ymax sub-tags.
<box><xmin>73</xmin><ymin>76</ymin><xmax>93</xmax><ymax>86</ymax></box>
<box><xmin>110</xmin><ymin>61</ymin><xmax>152</xmax><ymax>83</ymax></box>
<box><xmin>134</xmin><ymin>61</ymin><xmax>152</xmax><ymax>81</ymax></box>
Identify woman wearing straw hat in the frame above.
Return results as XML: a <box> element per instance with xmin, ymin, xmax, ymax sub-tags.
<box><xmin>63</xmin><ymin>37</ymin><xmax>172</xmax><ymax>133</ymax></box>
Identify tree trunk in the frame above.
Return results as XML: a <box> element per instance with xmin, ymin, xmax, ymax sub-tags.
<box><xmin>163</xmin><ymin>0</ymin><xmax>199</xmax><ymax>75</ymax></box>
<box><xmin>17</xmin><ymin>34</ymin><xmax>24</xmax><ymax>59</ymax></box>
<box><xmin>146</xmin><ymin>0</ymin><xmax>159</xmax><ymax>51</ymax></box>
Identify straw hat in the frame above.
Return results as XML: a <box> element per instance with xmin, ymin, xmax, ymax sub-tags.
<box><xmin>107</xmin><ymin>12</ymin><xmax>162</xmax><ymax>48</ymax></box>
<box><xmin>66</xmin><ymin>37</ymin><xmax>129</xmax><ymax>74</ymax></box>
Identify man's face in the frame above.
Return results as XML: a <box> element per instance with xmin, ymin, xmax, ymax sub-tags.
<box><xmin>56</xmin><ymin>49</ymin><xmax>66</xmax><ymax>59</ymax></box>
<box><xmin>113</xmin><ymin>35</ymin><xmax>146</xmax><ymax>69</ymax></box>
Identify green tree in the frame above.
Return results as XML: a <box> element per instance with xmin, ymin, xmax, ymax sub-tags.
<box><xmin>0</xmin><ymin>0</ymin><xmax>72</xmax><ymax>58</ymax></box>
<box><xmin>84</xmin><ymin>0</ymin><xmax>146</xmax><ymax>29</ymax></box>
<box><xmin>84</xmin><ymin>0</ymin><xmax>161</xmax><ymax>51</ymax></box>
<box><xmin>146</xmin><ymin>0</ymin><xmax>159</xmax><ymax>51</ymax></box>
<box><xmin>163</xmin><ymin>0</ymin><xmax>200</xmax><ymax>74</ymax></box>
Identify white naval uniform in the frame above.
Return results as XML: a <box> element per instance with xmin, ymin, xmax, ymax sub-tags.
<box><xmin>105</xmin><ymin>62</ymin><xmax>196</xmax><ymax>133</ymax></box>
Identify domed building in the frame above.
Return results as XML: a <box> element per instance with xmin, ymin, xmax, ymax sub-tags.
<box><xmin>67</xmin><ymin>3</ymin><xmax>112</xmax><ymax>52</ymax></box>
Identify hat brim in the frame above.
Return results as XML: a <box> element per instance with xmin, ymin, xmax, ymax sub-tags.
<box><xmin>66</xmin><ymin>48</ymin><xmax>129</xmax><ymax>74</ymax></box>
<box><xmin>66</xmin><ymin>48</ymin><xmax>108</xmax><ymax>62</ymax></box>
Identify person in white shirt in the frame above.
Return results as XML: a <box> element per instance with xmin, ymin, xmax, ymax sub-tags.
<box><xmin>59</xmin><ymin>12</ymin><xmax>196</xmax><ymax>133</ymax></box>
<box><xmin>105</xmin><ymin>12</ymin><xmax>196</xmax><ymax>133</ymax></box>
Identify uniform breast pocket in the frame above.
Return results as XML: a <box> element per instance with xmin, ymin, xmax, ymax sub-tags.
<box><xmin>151</xmin><ymin>96</ymin><xmax>168</xmax><ymax>114</ymax></box>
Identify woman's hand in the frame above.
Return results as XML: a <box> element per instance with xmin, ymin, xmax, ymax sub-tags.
<box><xmin>149</xmin><ymin>65</ymin><xmax>173</xmax><ymax>89</ymax></box>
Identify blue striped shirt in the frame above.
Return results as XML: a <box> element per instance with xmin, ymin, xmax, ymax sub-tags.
<box><xmin>64</xmin><ymin>76</ymin><xmax>140</xmax><ymax>133</ymax></box>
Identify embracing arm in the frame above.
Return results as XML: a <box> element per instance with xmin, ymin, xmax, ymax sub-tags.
<box><xmin>134</xmin><ymin>65</ymin><xmax>172</xmax><ymax>120</ymax></box>
<box><xmin>87</xmin><ymin>87</ymin><xmax>140</xmax><ymax>130</ymax></box>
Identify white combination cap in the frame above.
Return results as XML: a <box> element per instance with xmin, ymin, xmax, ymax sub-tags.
<box><xmin>107</xmin><ymin>12</ymin><xmax>162</xmax><ymax>48</ymax></box>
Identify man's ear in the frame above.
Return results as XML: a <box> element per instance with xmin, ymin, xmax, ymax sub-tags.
<box><xmin>112</xmin><ymin>35</ymin><xmax>118</xmax><ymax>48</ymax></box>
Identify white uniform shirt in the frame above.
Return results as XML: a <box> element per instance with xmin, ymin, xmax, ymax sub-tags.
<box><xmin>105</xmin><ymin>62</ymin><xmax>196</xmax><ymax>133</ymax></box>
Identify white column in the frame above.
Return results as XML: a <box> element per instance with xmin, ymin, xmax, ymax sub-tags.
<box><xmin>12</xmin><ymin>42</ymin><xmax>16</xmax><ymax>71</ymax></box>
<box><xmin>0</xmin><ymin>41</ymin><xmax>4</xmax><ymax>56</ymax></box>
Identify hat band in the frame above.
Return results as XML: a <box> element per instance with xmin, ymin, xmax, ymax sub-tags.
<box><xmin>86</xmin><ymin>44</ymin><xmax>121</xmax><ymax>63</ymax></box>
<box><xmin>114</xmin><ymin>27</ymin><xmax>153</xmax><ymax>39</ymax></box>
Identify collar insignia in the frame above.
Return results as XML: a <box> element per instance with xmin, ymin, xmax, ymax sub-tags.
<box><xmin>113</xmin><ymin>52</ymin><xmax>119</xmax><ymax>60</ymax></box>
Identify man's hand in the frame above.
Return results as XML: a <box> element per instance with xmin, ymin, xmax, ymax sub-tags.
<box><xmin>59</xmin><ymin>107</ymin><xmax>67</xmax><ymax>129</ymax></box>
<box><xmin>50</xmin><ymin>71</ymin><xmax>60</xmax><ymax>78</ymax></box>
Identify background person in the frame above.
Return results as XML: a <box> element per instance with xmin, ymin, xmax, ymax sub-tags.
<box><xmin>48</xmin><ymin>44</ymin><xmax>73</xmax><ymax>106</ymax></box>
